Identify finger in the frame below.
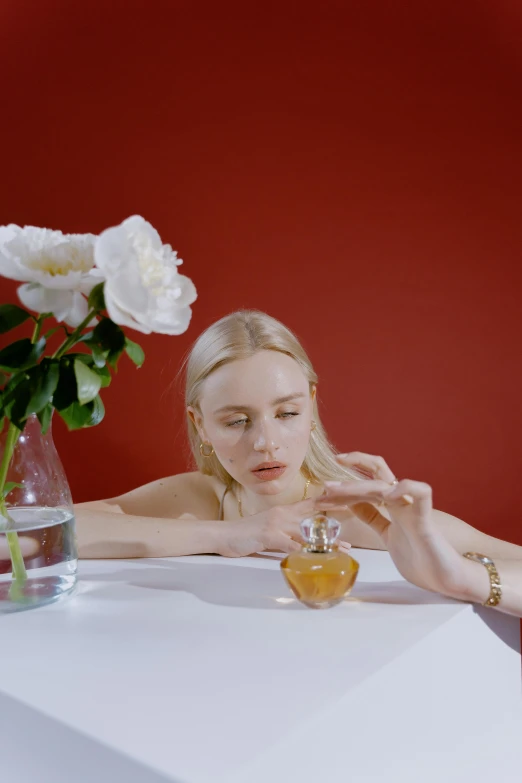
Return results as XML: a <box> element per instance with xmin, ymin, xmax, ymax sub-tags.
<box><xmin>276</xmin><ymin>535</ymin><xmax>302</xmax><ymax>554</ymax></box>
<box><xmin>338</xmin><ymin>541</ymin><xmax>352</xmax><ymax>553</ymax></box>
<box><xmin>313</xmin><ymin>500</ymin><xmax>350</xmax><ymax>512</ymax></box>
<box><xmin>0</xmin><ymin>536</ymin><xmax>39</xmax><ymax>559</ymax></box>
<box><xmin>322</xmin><ymin>478</ymin><xmax>391</xmax><ymax>504</ymax></box>
<box><xmin>382</xmin><ymin>479</ymin><xmax>432</xmax><ymax>514</ymax></box>
<box><xmin>350</xmin><ymin>501</ymin><xmax>391</xmax><ymax>538</ymax></box>
<box><xmin>336</xmin><ymin>452</ymin><xmax>397</xmax><ymax>484</ymax></box>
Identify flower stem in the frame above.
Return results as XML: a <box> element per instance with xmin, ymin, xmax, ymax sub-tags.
<box><xmin>52</xmin><ymin>309</ymin><xmax>98</xmax><ymax>360</ymax></box>
<box><xmin>0</xmin><ymin>422</ymin><xmax>27</xmax><ymax>582</ymax></box>
<box><xmin>31</xmin><ymin>313</ymin><xmax>47</xmax><ymax>344</ymax></box>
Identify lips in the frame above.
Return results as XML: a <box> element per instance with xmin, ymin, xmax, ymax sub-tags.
<box><xmin>251</xmin><ymin>462</ymin><xmax>287</xmax><ymax>481</ymax></box>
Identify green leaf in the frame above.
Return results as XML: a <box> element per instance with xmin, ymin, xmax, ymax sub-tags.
<box><xmin>0</xmin><ymin>337</ymin><xmax>46</xmax><ymax>372</ymax></box>
<box><xmin>124</xmin><ymin>337</ymin><xmax>145</xmax><ymax>368</ymax></box>
<box><xmin>74</xmin><ymin>358</ymin><xmax>102</xmax><ymax>405</ymax></box>
<box><xmin>58</xmin><ymin>395</ymin><xmax>105</xmax><ymax>430</ymax></box>
<box><xmin>95</xmin><ymin>363</ymin><xmax>111</xmax><ymax>387</ymax></box>
<box><xmin>2</xmin><ymin>362</ymin><xmax>58</xmax><ymax>427</ymax></box>
<box><xmin>44</xmin><ymin>326</ymin><xmax>64</xmax><ymax>340</ymax></box>
<box><xmin>2</xmin><ymin>481</ymin><xmax>23</xmax><ymax>498</ymax></box>
<box><xmin>1</xmin><ymin>371</ymin><xmax>27</xmax><ymax>409</ymax></box>
<box><xmin>0</xmin><ymin>304</ymin><xmax>32</xmax><ymax>334</ymax></box>
<box><xmin>91</xmin><ymin>343</ymin><xmax>106</xmax><ymax>368</ymax></box>
<box><xmin>71</xmin><ymin>353</ymin><xmax>92</xmax><ymax>365</ymax></box>
<box><xmin>94</xmin><ymin>320</ymin><xmax>125</xmax><ymax>363</ymax></box>
<box><xmin>89</xmin><ymin>395</ymin><xmax>105</xmax><ymax>425</ymax></box>
<box><xmin>9</xmin><ymin>394</ymin><xmax>31</xmax><ymax>430</ymax></box>
<box><xmin>37</xmin><ymin>403</ymin><xmax>53</xmax><ymax>434</ymax></box>
<box><xmin>87</xmin><ymin>282</ymin><xmax>106</xmax><ymax>312</ymax></box>
<box><xmin>86</xmin><ymin>319</ymin><xmax>127</xmax><ymax>370</ymax></box>
<box><xmin>52</xmin><ymin>360</ymin><xmax>78</xmax><ymax>411</ymax></box>
<box><xmin>61</xmin><ymin>353</ymin><xmax>112</xmax><ymax>389</ymax></box>
<box><xmin>1</xmin><ymin>372</ymin><xmax>29</xmax><ymax>426</ymax></box>
<box><xmin>92</xmin><ymin>318</ymin><xmax>125</xmax><ymax>352</ymax></box>
<box><xmin>25</xmin><ymin>360</ymin><xmax>60</xmax><ymax>415</ymax></box>
<box><xmin>7</xmin><ymin>376</ymin><xmax>32</xmax><ymax>429</ymax></box>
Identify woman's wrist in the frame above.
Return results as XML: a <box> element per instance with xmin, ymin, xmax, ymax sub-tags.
<box><xmin>447</xmin><ymin>555</ymin><xmax>492</xmax><ymax>604</ymax></box>
<box><xmin>206</xmin><ymin>520</ymin><xmax>236</xmax><ymax>557</ymax></box>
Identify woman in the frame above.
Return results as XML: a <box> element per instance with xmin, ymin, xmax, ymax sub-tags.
<box><xmin>75</xmin><ymin>310</ymin><xmax>522</xmax><ymax>617</ymax></box>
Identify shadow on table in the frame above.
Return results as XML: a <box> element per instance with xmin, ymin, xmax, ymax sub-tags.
<box><xmin>80</xmin><ymin>558</ymin><xmax>453</xmax><ymax>612</ymax></box>
<box><xmin>470</xmin><ymin>603</ymin><xmax>521</xmax><ymax>654</ymax></box>
<box><xmin>0</xmin><ymin>690</ymin><xmax>177</xmax><ymax>783</ymax></box>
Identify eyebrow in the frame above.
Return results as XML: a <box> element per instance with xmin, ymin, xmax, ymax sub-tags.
<box><xmin>213</xmin><ymin>393</ymin><xmax>307</xmax><ymax>415</ymax></box>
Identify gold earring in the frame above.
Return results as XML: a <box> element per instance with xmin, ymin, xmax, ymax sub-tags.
<box><xmin>311</xmin><ymin>421</ymin><xmax>317</xmax><ymax>432</ymax></box>
<box><xmin>199</xmin><ymin>442</ymin><xmax>214</xmax><ymax>458</ymax></box>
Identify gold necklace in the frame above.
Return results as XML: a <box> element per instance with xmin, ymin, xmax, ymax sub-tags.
<box><xmin>237</xmin><ymin>478</ymin><xmax>311</xmax><ymax>518</ymax></box>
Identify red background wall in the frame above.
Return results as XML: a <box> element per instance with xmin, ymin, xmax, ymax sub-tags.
<box><xmin>0</xmin><ymin>0</ymin><xmax>521</xmax><ymax>544</ymax></box>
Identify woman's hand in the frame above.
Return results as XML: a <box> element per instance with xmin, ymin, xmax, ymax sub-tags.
<box><xmin>218</xmin><ymin>498</ymin><xmax>352</xmax><ymax>558</ymax></box>
<box><xmin>318</xmin><ymin>452</ymin><xmax>471</xmax><ymax>599</ymax></box>
<box><xmin>0</xmin><ymin>536</ymin><xmax>38</xmax><ymax>560</ymax></box>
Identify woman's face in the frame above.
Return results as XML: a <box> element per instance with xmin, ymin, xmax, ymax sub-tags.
<box><xmin>189</xmin><ymin>350</ymin><xmax>314</xmax><ymax>496</ymax></box>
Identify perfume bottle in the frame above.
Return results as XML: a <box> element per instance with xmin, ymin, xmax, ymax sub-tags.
<box><xmin>280</xmin><ymin>513</ymin><xmax>359</xmax><ymax>609</ymax></box>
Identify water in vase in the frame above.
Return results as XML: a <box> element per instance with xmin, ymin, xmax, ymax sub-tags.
<box><xmin>0</xmin><ymin>507</ymin><xmax>77</xmax><ymax>612</ymax></box>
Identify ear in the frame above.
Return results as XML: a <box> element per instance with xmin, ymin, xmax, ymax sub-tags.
<box><xmin>187</xmin><ymin>406</ymin><xmax>208</xmax><ymax>442</ymax></box>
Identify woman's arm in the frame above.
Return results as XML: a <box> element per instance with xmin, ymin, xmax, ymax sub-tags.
<box><xmin>74</xmin><ymin>503</ymin><xmax>225</xmax><ymax>558</ymax></box>
<box><xmin>318</xmin><ymin>452</ymin><xmax>522</xmax><ymax>618</ymax></box>
<box><xmin>74</xmin><ymin>471</ymin><xmax>224</xmax><ymax>558</ymax></box>
<box><xmin>432</xmin><ymin>510</ymin><xmax>522</xmax><ymax>616</ymax></box>
<box><xmin>452</xmin><ymin>555</ymin><xmax>522</xmax><ymax>618</ymax></box>
<box><xmin>431</xmin><ymin>508</ymin><xmax>522</xmax><ymax>560</ymax></box>
<box><xmin>74</xmin><ymin>471</ymin><xmax>319</xmax><ymax>558</ymax></box>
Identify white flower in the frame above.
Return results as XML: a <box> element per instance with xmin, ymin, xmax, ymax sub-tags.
<box><xmin>0</xmin><ymin>224</ymin><xmax>103</xmax><ymax>326</ymax></box>
<box><xmin>94</xmin><ymin>215</ymin><xmax>197</xmax><ymax>335</ymax></box>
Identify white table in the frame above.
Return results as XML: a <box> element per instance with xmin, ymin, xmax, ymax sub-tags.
<box><xmin>0</xmin><ymin>550</ymin><xmax>521</xmax><ymax>783</ymax></box>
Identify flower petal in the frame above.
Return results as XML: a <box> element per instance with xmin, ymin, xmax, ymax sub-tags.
<box><xmin>120</xmin><ymin>215</ymin><xmax>163</xmax><ymax>249</ymax></box>
<box><xmin>146</xmin><ymin>304</ymin><xmax>194</xmax><ymax>335</ymax></box>
<box><xmin>94</xmin><ymin>226</ymin><xmax>133</xmax><ymax>277</ymax></box>
<box><xmin>78</xmin><ymin>268</ymin><xmax>106</xmax><ymax>296</ymax></box>
<box><xmin>171</xmin><ymin>274</ymin><xmax>198</xmax><ymax>307</ymax></box>
<box><xmin>64</xmin><ymin>291</ymin><xmax>91</xmax><ymax>327</ymax></box>
<box><xmin>92</xmin><ymin>215</ymin><xmax>196</xmax><ymax>336</ymax></box>
<box><xmin>23</xmin><ymin>268</ymin><xmax>88</xmax><ymax>290</ymax></box>
<box><xmin>17</xmin><ymin>284</ymin><xmax>74</xmax><ymax>322</ymax></box>
<box><xmin>0</xmin><ymin>225</ymin><xmax>96</xmax><ymax>288</ymax></box>
<box><xmin>104</xmin><ymin>288</ymin><xmax>152</xmax><ymax>334</ymax></box>
<box><xmin>0</xmin><ymin>225</ymin><xmax>25</xmax><ymax>279</ymax></box>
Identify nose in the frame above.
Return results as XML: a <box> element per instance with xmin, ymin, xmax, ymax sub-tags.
<box><xmin>252</xmin><ymin>418</ymin><xmax>280</xmax><ymax>454</ymax></box>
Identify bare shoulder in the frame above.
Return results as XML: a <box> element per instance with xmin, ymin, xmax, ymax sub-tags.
<box><xmin>83</xmin><ymin>471</ymin><xmax>223</xmax><ymax>520</ymax></box>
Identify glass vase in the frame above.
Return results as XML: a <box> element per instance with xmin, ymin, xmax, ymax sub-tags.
<box><xmin>0</xmin><ymin>414</ymin><xmax>77</xmax><ymax>612</ymax></box>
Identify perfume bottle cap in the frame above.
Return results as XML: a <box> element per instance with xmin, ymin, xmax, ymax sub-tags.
<box><xmin>301</xmin><ymin>513</ymin><xmax>340</xmax><ymax>553</ymax></box>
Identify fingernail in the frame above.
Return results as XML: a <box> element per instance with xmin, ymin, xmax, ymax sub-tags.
<box><xmin>324</xmin><ymin>481</ymin><xmax>342</xmax><ymax>487</ymax></box>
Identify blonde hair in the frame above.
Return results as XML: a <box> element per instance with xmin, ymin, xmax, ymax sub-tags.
<box><xmin>185</xmin><ymin>310</ymin><xmax>357</xmax><ymax>488</ymax></box>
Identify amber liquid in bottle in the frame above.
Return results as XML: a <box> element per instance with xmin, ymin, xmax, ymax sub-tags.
<box><xmin>280</xmin><ymin>514</ymin><xmax>359</xmax><ymax>609</ymax></box>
